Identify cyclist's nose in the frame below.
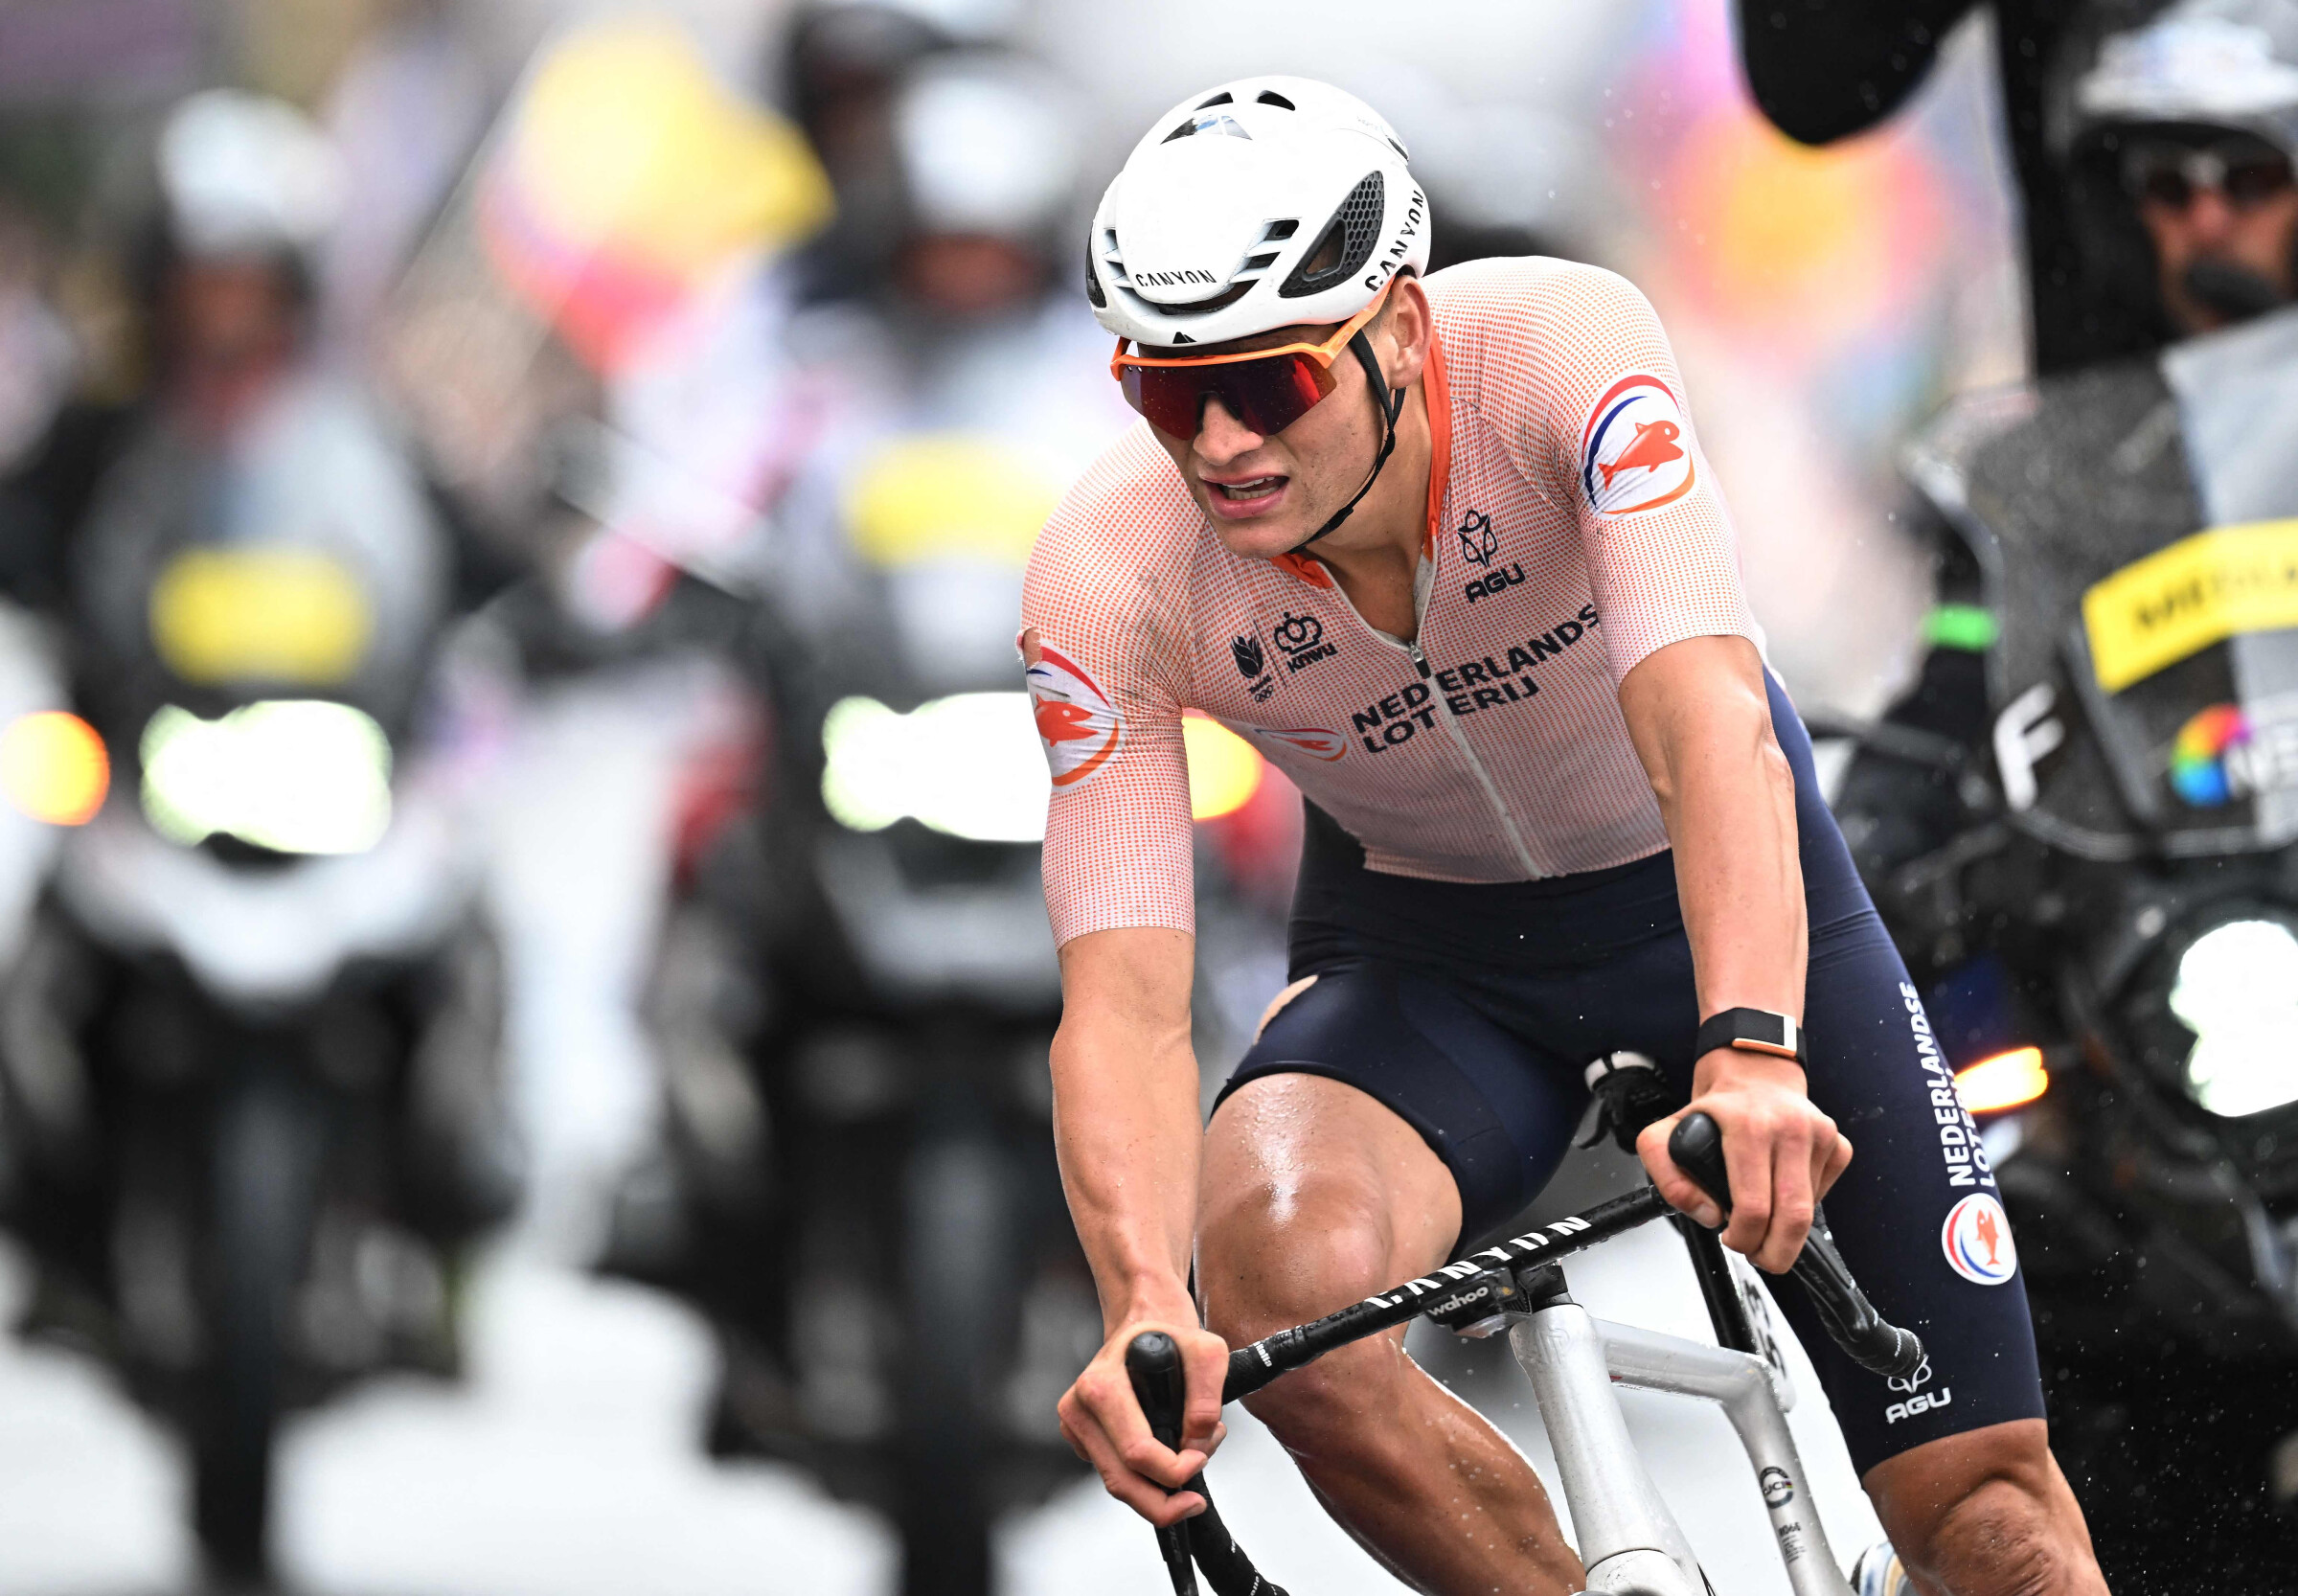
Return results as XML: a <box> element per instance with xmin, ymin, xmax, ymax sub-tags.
<box><xmin>1195</xmin><ymin>396</ymin><xmax>1265</xmax><ymax>465</ymax></box>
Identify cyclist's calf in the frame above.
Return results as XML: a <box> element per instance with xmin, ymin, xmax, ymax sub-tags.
<box><xmin>1868</xmin><ymin>1419</ymin><xmax>2106</xmax><ymax>1596</ymax></box>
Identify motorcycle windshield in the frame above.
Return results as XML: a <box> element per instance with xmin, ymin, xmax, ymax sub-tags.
<box><xmin>1923</xmin><ymin>307</ymin><xmax>2298</xmax><ymax>855</ymax></box>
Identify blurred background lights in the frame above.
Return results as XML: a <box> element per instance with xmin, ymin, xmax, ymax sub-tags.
<box><xmin>1183</xmin><ymin>713</ymin><xmax>1265</xmax><ymax>821</ymax></box>
<box><xmin>140</xmin><ymin>700</ymin><xmax>394</xmax><ymax>855</ymax></box>
<box><xmin>1953</xmin><ymin>1046</ymin><xmax>2049</xmax><ymax>1115</ymax></box>
<box><xmin>0</xmin><ymin>711</ymin><xmax>111</xmax><ymax>826</ymax></box>
<box><xmin>2170</xmin><ymin>919</ymin><xmax>2298</xmax><ymax>1118</ymax></box>
<box><xmin>821</xmin><ymin>693</ymin><xmax>1048</xmax><ymax>842</ymax></box>
<box><xmin>819</xmin><ymin>698</ymin><xmax>1273</xmax><ymax>838</ymax></box>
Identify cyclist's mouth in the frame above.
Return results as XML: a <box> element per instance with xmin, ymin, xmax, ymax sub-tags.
<box><xmin>1204</xmin><ymin>474</ymin><xmax>1287</xmax><ymax>517</ymax></box>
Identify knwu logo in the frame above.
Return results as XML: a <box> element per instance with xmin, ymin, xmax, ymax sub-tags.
<box><xmin>1273</xmin><ymin>611</ymin><xmax>1337</xmax><ymax>673</ymax></box>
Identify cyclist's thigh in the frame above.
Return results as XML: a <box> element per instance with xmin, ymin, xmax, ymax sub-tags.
<box><xmin>1769</xmin><ymin>673</ymin><xmax>2046</xmax><ymax>1475</ymax></box>
<box><xmin>1214</xmin><ymin>958</ymin><xmax>1586</xmax><ymax>1258</ymax></box>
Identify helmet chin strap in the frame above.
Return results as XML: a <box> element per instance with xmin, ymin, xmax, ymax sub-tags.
<box><xmin>1286</xmin><ymin>330</ymin><xmax>1406</xmax><ymax>554</ymax></box>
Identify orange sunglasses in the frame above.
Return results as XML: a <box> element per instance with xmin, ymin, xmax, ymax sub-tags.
<box><xmin>1109</xmin><ymin>281</ymin><xmax>1394</xmax><ymax>439</ymax></box>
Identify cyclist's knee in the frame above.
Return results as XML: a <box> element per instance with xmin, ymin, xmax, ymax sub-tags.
<box><xmin>1199</xmin><ymin>1178</ymin><xmax>1396</xmax><ymax>1343</ymax></box>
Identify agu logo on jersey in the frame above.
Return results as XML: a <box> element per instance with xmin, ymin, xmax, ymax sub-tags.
<box><xmin>1941</xmin><ymin>1193</ymin><xmax>2017</xmax><ymax>1286</ymax></box>
<box><xmin>1024</xmin><ymin>637</ymin><xmax>1123</xmax><ymax>789</ymax></box>
<box><xmin>1255</xmin><ymin>726</ymin><xmax>1347</xmax><ymax>762</ymax></box>
<box><xmin>1581</xmin><ymin>375</ymin><xmax>1696</xmax><ymax>515</ymax></box>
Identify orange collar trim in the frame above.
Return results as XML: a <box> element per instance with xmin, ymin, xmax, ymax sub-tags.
<box><xmin>1265</xmin><ymin>325</ymin><xmax>1452</xmax><ymax>588</ymax></box>
<box><xmin>1420</xmin><ymin>326</ymin><xmax>1452</xmax><ymax>556</ymax></box>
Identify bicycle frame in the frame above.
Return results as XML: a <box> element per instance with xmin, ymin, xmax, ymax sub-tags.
<box><xmin>1507</xmin><ymin>1260</ymin><xmax>1852</xmax><ymax>1596</ymax></box>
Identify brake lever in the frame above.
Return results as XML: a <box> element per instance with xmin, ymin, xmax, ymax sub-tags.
<box><xmin>1126</xmin><ymin>1334</ymin><xmax>1289</xmax><ymax>1596</ymax></box>
<box><xmin>1126</xmin><ymin>1333</ymin><xmax>1201</xmax><ymax>1596</ymax></box>
<box><xmin>1666</xmin><ymin>1112</ymin><xmax>1925</xmax><ymax>1379</ymax></box>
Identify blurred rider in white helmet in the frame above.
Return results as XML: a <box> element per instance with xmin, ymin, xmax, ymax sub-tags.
<box><xmin>1030</xmin><ymin>77</ymin><xmax>2108</xmax><ymax>1596</ymax></box>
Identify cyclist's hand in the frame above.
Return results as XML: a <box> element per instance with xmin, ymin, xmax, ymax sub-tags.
<box><xmin>1639</xmin><ymin>1050</ymin><xmax>1853</xmax><ymax>1273</ymax></box>
<box><xmin>1058</xmin><ymin>1309</ymin><xmax>1231</xmax><ymax>1526</ymax></box>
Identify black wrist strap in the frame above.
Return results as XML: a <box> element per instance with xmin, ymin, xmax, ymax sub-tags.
<box><xmin>1695</xmin><ymin>1007</ymin><xmax>1807</xmax><ymax>1065</ymax></box>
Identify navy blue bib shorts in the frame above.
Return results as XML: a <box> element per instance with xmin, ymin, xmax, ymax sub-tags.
<box><xmin>1218</xmin><ymin>673</ymin><xmax>2045</xmax><ymax>1473</ymax></box>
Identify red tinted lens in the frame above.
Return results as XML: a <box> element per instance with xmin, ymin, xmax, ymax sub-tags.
<box><xmin>1120</xmin><ymin>352</ymin><xmax>1335</xmax><ymax>439</ymax></box>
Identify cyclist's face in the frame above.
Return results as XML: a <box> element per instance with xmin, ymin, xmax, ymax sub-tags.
<box><xmin>1149</xmin><ymin>280</ymin><xmax>1428</xmax><ymax>560</ymax></box>
<box><xmin>2130</xmin><ymin>138</ymin><xmax>2298</xmax><ymax>333</ymax></box>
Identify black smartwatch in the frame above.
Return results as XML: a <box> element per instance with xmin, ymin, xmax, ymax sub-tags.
<box><xmin>1694</xmin><ymin>1007</ymin><xmax>1807</xmax><ymax>1065</ymax></box>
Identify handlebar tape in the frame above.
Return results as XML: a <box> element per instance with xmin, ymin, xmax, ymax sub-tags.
<box><xmin>1667</xmin><ymin>1112</ymin><xmax>1925</xmax><ymax>1380</ymax></box>
<box><xmin>1126</xmin><ymin>1334</ymin><xmax>1291</xmax><ymax>1596</ymax></box>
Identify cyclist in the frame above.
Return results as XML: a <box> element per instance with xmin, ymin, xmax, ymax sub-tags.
<box><xmin>1024</xmin><ymin>79</ymin><xmax>2109</xmax><ymax>1595</ymax></box>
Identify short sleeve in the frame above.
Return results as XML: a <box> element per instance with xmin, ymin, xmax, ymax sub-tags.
<box><xmin>1020</xmin><ymin>437</ymin><xmax>1198</xmax><ymax>946</ymax></box>
<box><xmin>1504</xmin><ymin>263</ymin><xmax>1760</xmax><ymax>683</ymax></box>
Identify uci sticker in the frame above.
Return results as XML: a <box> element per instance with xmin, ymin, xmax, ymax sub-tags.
<box><xmin>1941</xmin><ymin>1193</ymin><xmax>2017</xmax><ymax>1286</ymax></box>
<box><xmin>1580</xmin><ymin>374</ymin><xmax>1696</xmax><ymax>515</ymax></box>
<box><xmin>1255</xmin><ymin>725</ymin><xmax>1347</xmax><ymax>762</ymax></box>
<box><xmin>1024</xmin><ymin>634</ymin><xmax>1123</xmax><ymax>790</ymax></box>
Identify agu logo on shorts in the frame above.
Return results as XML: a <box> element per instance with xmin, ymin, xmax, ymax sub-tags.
<box><xmin>1581</xmin><ymin>375</ymin><xmax>1696</xmax><ymax>515</ymax></box>
<box><xmin>1025</xmin><ymin>638</ymin><xmax>1123</xmax><ymax>789</ymax></box>
<box><xmin>1941</xmin><ymin>1193</ymin><xmax>2017</xmax><ymax>1286</ymax></box>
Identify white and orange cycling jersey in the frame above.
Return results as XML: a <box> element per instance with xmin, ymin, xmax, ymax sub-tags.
<box><xmin>1020</xmin><ymin>255</ymin><xmax>1760</xmax><ymax>947</ymax></box>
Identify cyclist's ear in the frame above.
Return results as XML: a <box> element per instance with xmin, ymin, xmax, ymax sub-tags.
<box><xmin>1373</xmin><ymin>273</ymin><xmax>1432</xmax><ymax>391</ymax></box>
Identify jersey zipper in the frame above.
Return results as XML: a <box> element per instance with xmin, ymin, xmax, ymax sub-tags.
<box><xmin>1405</xmin><ymin>637</ymin><xmax>1542</xmax><ymax>877</ymax></box>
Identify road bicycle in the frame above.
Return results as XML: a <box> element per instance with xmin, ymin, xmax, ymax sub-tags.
<box><xmin>1125</xmin><ymin>1067</ymin><xmax>1924</xmax><ymax>1596</ymax></box>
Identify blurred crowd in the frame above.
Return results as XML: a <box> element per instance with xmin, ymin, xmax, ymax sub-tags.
<box><xmin>0</xmin><ymin>1</ymin><xmax>2028</xmax><ymax>1592</ymax></box>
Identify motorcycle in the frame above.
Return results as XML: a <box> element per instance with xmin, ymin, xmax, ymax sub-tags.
<box><xmin>1830</xmin><ymin>307</ymin><xmax>2298</xmax><ymax>1582</ymax></box>
<box><xmin>0</xmin><ymin>372</ymin><xmax>520</xmax><ymax>1585</ymax></box>
<box><xmin>596</xmin><ymin>425</ymin><xmax>1106</xmax><ymax>1596</ymax></box>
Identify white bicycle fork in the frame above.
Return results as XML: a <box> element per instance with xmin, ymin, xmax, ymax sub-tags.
<box><xmin>1511</xmin><ymin>1291</ymin><xmax>1854</xmax><ymax>1596</ymax></box>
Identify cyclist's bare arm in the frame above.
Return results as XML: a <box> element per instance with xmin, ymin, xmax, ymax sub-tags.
<box><xmin>1050</xmin><ymin>924</ymin><xmax>1230</xmax><ymax>1526</ymax></box>
<box><xmin>1618</xmin><ymin>633</ymin><xmax>1852</xmax><ymax>1271</ymax></box>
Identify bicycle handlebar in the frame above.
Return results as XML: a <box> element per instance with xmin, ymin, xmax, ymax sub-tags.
<box><xmin>1127</xmin><ymin>1332</ymin><xmax>1288</xmax><ymax>1596</ymax></box>
<box><xmin>1667</xmin><ymin>1111</ymin><xmax>1925</xmax><ymax>1380</ymax></box>
<box><xmin>1125</xmin><ymin>1113</ymin><xmax>1925</xmax><ymax>1592</ymax></box>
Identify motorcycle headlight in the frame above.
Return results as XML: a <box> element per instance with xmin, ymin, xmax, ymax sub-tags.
<box><xmin>818</xmin><ymin>695</ymin><xmax>1268</xmax><ymax>844</ymax></box>
<box><xmin>2164</xmin><ymin>917</ymin><xmax>2298</xmax><ymax>1119</ymax></box>
<box><xmin>141</xmin><ymin>699</ymin><xmax>393</xmax><ymax>855</ymax></box>
<box><xmin>822</xmin><ymin>693</ymin><xmax>1047</xmax><ymax>843</ymax></box>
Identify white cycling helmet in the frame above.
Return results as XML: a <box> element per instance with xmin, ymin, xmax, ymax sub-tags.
<box><xmin>1087</xmin><ymin>76</ymin><xmax>1428</xmax><ymax>349</ymax></box>
<box><xmin>2073</xmin><ymin>0</ymin><xmax>2298</xmax><ymax>156</ymax></box>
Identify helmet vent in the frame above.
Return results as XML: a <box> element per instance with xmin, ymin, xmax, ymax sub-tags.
<box><xmin>1140</xmin><ymin>279</ymin><xmax>1257</xmax><ymax>317</ymax></box>
<box><xmin>1085</xmin><ymin>244</ymin><xmax>1105</xmax><ymax>308</ymax></box>
<box><xmin>1254</xmin><ymin>90</ymin><xmax>1295</xmax><ymax>110</ymax></box>
<box><xmin>1196</xmin><ymin>91</ymin><xmax>1235</xmax><ymax>108</ymax></box>
<box><xmin>1279</xmin><ymin>171</ymin><xmax>1384</xmax><ymax>299</ymax></box>
<box><xmin>1261</xmin><ymin>218</ymin><xmax>1299</xmax><ymax>242</ymax></box>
